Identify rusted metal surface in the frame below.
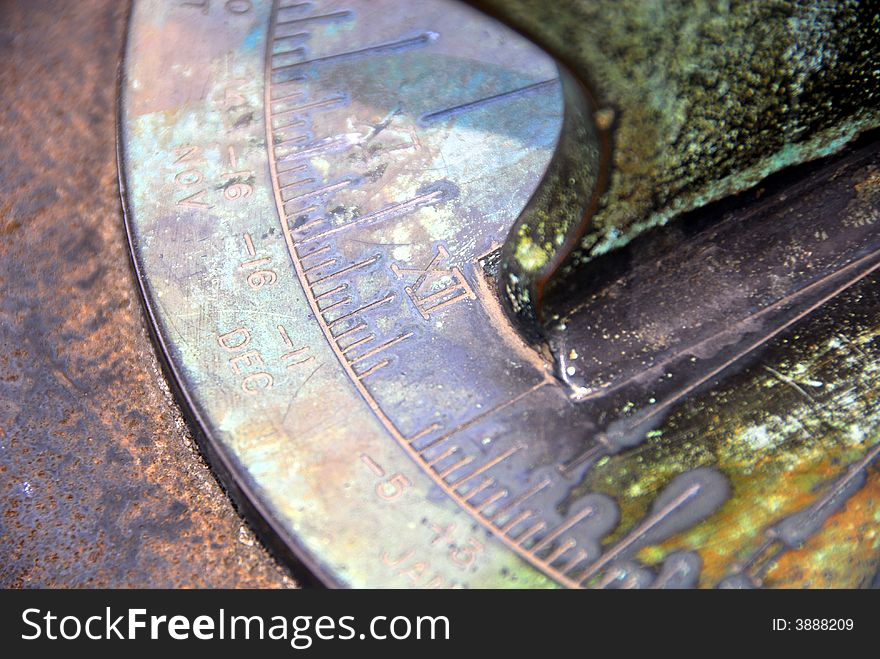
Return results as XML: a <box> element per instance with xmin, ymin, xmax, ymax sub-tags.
<box><xmin>0</xmin><ymin>0</ymin><xmax>294</xmax><ymax>588</ymax></box>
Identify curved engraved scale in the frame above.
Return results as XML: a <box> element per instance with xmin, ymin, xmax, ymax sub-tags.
<box><xmin>260</xmin><ymin>0</ymin><xmax>614</xmax><ymax>588</ymax></box>
<box><xmin>120</xmin><ymin>0</ymin><xmax>576</xmax><ymax>587</ymax></box>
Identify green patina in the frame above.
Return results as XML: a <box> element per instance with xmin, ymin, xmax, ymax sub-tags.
<box><xmin>484</xmin><ymin>0</ymin><xmax>880</xmax><ymax>323</ymax></box>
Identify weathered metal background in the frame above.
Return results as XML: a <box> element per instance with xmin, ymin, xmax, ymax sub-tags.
<box><xmin>3</xmin><ymin>0</ymin><xmax>878</xmax><ymax>589</ymax></box>
<box><xmin>0</xmin><ymin>0</ymin><xmax>294</xmax><ymax>588</ymax></box>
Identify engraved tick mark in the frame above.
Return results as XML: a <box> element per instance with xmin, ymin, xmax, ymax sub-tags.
<box><xmin>270</xmin><ymin>86</ymin><xmax>305</xmax><ymax>103</ymax></box>
<box><xmin>331</xmin><ymin>322</ymin><xmax>367</xmax><ymax>341</ymax></box>
<box><xmin>405</xmin><ymin>423</ymin><xmax>442</xmax><ymax>444</ymax></box>
<box><xmin>318</xmin><ymin>296</ymin><xmax>351</xmax><ymax>313</ymax></box>
<box><xmin>314</xmin><ymin>283</ymin><xmax>348</xmax><ymax>301</ymax></box>
<box><xmin>272</xmin><ymin>32</ymin><xmax>436</xmax><ymax>74</ymax></box>
<box><xmin>420</xmin><ymin>78</ymin><xmax>558</xmax><ymax>125</ymax></box>
<box><xmin>438</xmin><ymin>456</ymin><xmax>475</xmax><ymax>480</ymax></box>
<box><xmin>341</xmin><ymin>333</ymin><xmax>375</xmax><ymax>354</ymax></box>
<box><xmin>272</xmin><ymin>96</ymin><xmax>347</xmax><ymax>116</ymax></box>
<box><xmin>426</xmin><ymin>446</ymin><xmax>459</xmax><ymax>469</ymax></box>
<box><xmin>348</xmin><ymin>332</ymin><xmax>413</xmax><ymax>365</ymax></box>
<box><xmin>302</xmin><ymin>258</ymin><xmax>337</xmax><ymax>274</ymax></box>
<box><xmin>272</xmin><ymin>46</ymin><xmax>306</xmax><ymax>62</ymax></box>
<box><xmin>289</xmin><ymin>217</ymin><xmax>324</xmax><ymax>234</ymax></box>
<box><xmin>325</xmin><ymin>293</ymin><xmax>392</xmax><ymax>327</ymax></box>
<box><xmin>282</xmin><ymin>179</ymin><xmax>358</xmax><ymax>209</ymax></box>
<box><xmin>476</xmin><ymin>490</ymin><xmax>508</xmax><ymax>513</ymax></box>
<box><xmin>462</xmin><ymin>478</ymin><xmax>495</xmax><ymax>502</ymax></box>
<box><xmin>298</xmin><ymin>187</ymin><xmax>452</xmax><ymax>244</ymax></box>
<box><xmin>355</xmin><ymin>359</ymin><xmax>390</xmax><ymax>380</ymax></box>
<box><xmin>273</xmin><ymin>32</ymin><xmax>309</xmax><ymax>47</ymax></box>
<box><xmin>531</xmin><ymin>505</ymin><xmax>595</xmax><ymax>554</ymax></box>
<box><xmin>297</xmin><ymin>243</ymin><xmax>330</xmax><ymax>260</ymax></box>
<box><xmin>545</xmin><ymin>539</ymin><xmax>577</xmax><ymax>564</ymax></box>
<box><xmin>516</xmin><ymin>522</ymin><xmax>547</xmax><ymax>545</ymax></box>
<box><xmin>308</xmin><ymin>255</ymin><xmax>380</xmax><ymax>286</ymax></box>
<box><xmin>276</xmin><ymin>9</ymin><xmax>352</xmax><ymax>29</ymax></box>
<box><xmin>273</xmin><ymin>117</ymin><xmax>308</xmax><ymax>131</ymax></box>
<box><xmin>450</xmin><ymin>447</ymin><xmax>525</xmax><ymax>489</ymax></box>
<box><xmin>490</xmin><ymin>475</ymin><xmax>548</xmax><ymax>522</ymax></box>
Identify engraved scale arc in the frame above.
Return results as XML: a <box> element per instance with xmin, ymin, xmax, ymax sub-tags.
<box><xmin>263</xmin><ymin>0</ymin><xmax>586</xmax><ymax>589</ymax></box>
<box><xmin>117</xmin><ymin>1</ymin><xmax>347</xmax><ymax>588</ymax></box>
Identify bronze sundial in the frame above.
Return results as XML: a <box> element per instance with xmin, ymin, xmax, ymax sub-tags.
<box><xmin>3</xmin><ymin>0</ymin><xmax>878</xmax><ymax>588</ymax></box>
